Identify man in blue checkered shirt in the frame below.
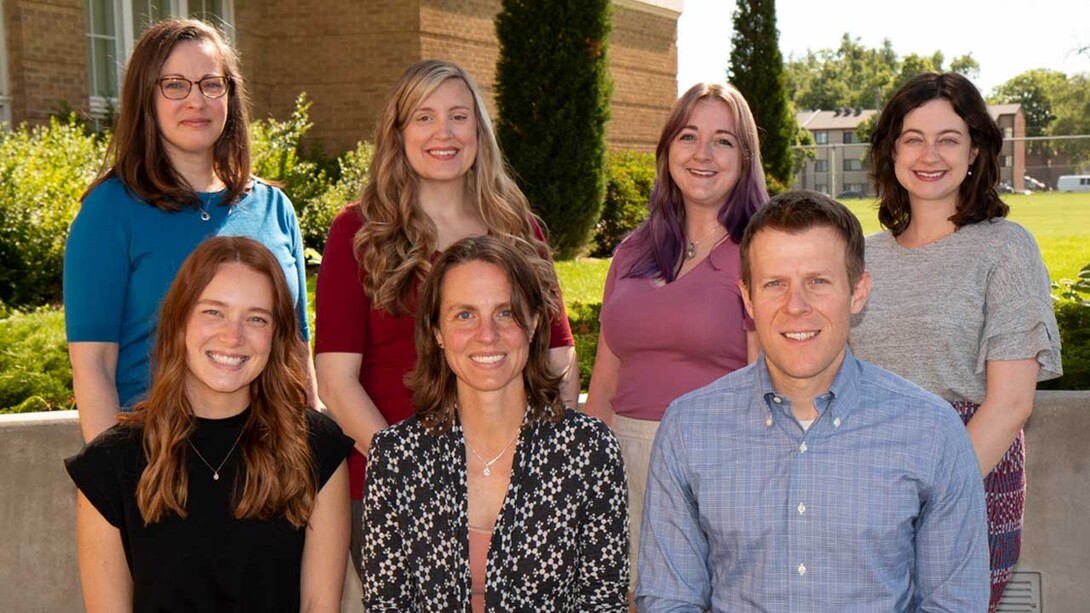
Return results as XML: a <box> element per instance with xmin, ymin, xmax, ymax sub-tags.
<box><xmin>636</xmin><ymin>191</ymin><xmax>988</xmax><ymax>612</ymax></box>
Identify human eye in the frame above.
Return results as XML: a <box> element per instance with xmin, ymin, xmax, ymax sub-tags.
<box><xmin>716</xmin><ymin>137</ymin><xmax>735</xmax><ymax>148</ymax></box>
<box><xmin>455</xmin><ymin>310</ymin><xmax>473</xmax><ymax>321</ymax></box>
<box><xmin>763</xmin><ymin>279</ymin><xmax>784</xmax><ymax>289</ymax></box>
<box><xmin>247</xmin><ymin>315</ymin><xmax>270</xmax><ymax>326</ymax></box>
<box><xmin>451</xmin><ymin>112</ymin><xmax>470</xmax><ymax>122</ymax></box>
<box><xmin>162</xmin><ymin>78</ymin><xmax>189</xmax><ymax>95</ymax></box>
<box><xmin>677</xmin><ymin>131</ymin><xmax>696</xmax><ymax>143</ymax></box>
<box><xmin>201</xmin><ymin>77</ymin><xmax>227</xmax><ymax>96</ymax></box>
<box><xmin>201</xmin><ymin>308</ymin><xmax>224</xmax><ymax>318</ymax></box>
<box><xmin>415</xmin><ymin>113</ymin><xmax>434</xmax><ymax>123</ymax></box>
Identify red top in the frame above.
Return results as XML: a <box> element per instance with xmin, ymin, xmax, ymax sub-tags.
<box><xmin>315</xmin><ymin>205</ymin><xmax>575</xmax><ymax>499</ymax></box>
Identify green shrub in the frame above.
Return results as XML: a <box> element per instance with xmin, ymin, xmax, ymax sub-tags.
<box><xmin>592</xmin><ymin>152</ymin><xmax>655</xmax><ymax>257</ymax></box>
<box><xmin>0</xmin><ymin>117</ymin><xmax>105</xmax><ymax>306</ymax></box>
<box><xmin>0</xmin><ymin>306</ymin><xmax>72</xmax><ymax>413</ymax></box>
<box><xmin>566</xmin><ymin>301</ymin><xmax>602</xmax><ymax>391</ymax></box>
<box><xmin>1042</xmin><ymin>266</ymin><xmax>1090</xmax><ymax>390</ymax></box>
<box><xmin>304</xmin><ymin>141</ymin><xmax>374</xmax><ymax>261</ymax></box>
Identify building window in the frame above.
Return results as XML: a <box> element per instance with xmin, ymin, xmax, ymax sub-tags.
<box><xmin>842</xmin><ymin>131</ymin><xmax>857</xmax><ymax>144</ymax></box>
<box><xmin>844</xmin><ymin>159</ymin><xmax>863</xmax><ymax>171</ymax></box>
<box><xmin>1004</xmin><ymin>127</ymin><xmax>1014</xmax><ymax>139</ymax></box>
<box><xmin>814</xmin><ymin>159</ymin><xmax>829</xmax><ymax>172</ymax></box>
<box><xmin>1001</xmin><ymin>155</ymin><xmax>1010</xmax><ymax>168</ymax></box>
<box><xmin>86</xmin><ymin>1</ymin><xmax>233</xmax><ymax>110</ymax></box>
<box><xmin>815</xmin><ymin>184</ymin><xmax>828</xmax><ymax>194</ymax></box>
<box><xmin>814</xmin><ymin>132</ymin><xmax>828</xmax><ymax>145</ymax></box>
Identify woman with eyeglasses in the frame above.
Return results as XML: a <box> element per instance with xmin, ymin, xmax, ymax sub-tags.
<box><xmin>65</xmin><ymin>19</ymin><xmax>315</xmax><ymax>443</ymax></box>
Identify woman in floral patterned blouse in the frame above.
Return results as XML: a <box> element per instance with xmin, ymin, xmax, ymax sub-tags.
<box><xmin>361</xmin><ymin>236</ymin><xmax>629</xmax><ymax>612</ymax></box>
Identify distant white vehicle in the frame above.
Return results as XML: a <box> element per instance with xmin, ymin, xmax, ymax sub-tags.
<box><xmin>1057</xmin><ymin>175</ymin><xmax>1090</xmax><ymax>192</ymax></box>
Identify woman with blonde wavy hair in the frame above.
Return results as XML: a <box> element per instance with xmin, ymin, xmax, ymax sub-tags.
<box><xmin>314</xmin><ymin>59</ymin><xmax>577</xmax><ymax>577</ymax></box>
<box><xmin>66</xmin><ymin>236</ymin><xmax>352</xmax><ymax>612</ymax></box>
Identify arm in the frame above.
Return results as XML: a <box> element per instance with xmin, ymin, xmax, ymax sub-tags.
<box><xmin>301</xmin><ymin>460</ymin><xmax>350</xmax><ymax>613</ymax></box>
<box><xmin>965</xmin><ymin>359</ymin><xmax>1038</xmax><ymax>476</ymax></box>
<box><xmin>583</xmin><ymin>332</ymin><xmax>620</xmax><ymax>426</ymax></box>
<box><xmin>76</xmin><ymin>490</ymin><xmax>131</xmax><ymax>612</ymax></box>
<box><xmin>549</xmin><ymin>346</ymin><xmax>580</xmax><ymax>408</ymax></box>
<box><xmin>299</xmin><ymin>340</ymin><xmax>322</xmax><ymax>410</ymax></box>
<box><xmin>360</xmin><ymin>434</ymin><xmax>418</xmax><ymax>611</ymax></box>
<box><xmin>915</xmin><ymin>422</ymin><xmax>990</xmax><ymax>611</ymax></box>
<box><xmin>575</xmin><ymin>425</ymin><xmax>630</xmax><ymax>611</ymax></box>
<box><xmin>316</xmin><ymin>353</ymin><xmax>389</xmax><ymax>457</ymax></box>
<box><xmin>69</xmin><ymin>342</ymin><xmax>121</xmax><ymax>442</ymax></box>
<box><xmin>634</xmin><ymin>412</ymin><xmax>708</xmax><ymax>612</ymax></box>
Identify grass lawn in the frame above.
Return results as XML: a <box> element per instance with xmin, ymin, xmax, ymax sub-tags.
<box><xmin>556</xmin><ymin>192</ymin><xmax>1090</xmax><ymax>300</ymax></box>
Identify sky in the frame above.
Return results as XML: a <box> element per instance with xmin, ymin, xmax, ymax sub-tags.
<box><xmin>677</xmin><ymin>0</ymin><xmax>1090</xmax><ymax>99</ymax></box>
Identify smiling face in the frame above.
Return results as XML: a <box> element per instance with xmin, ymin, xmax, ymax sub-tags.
<box><xmin>435</xmin><ymin>260</ymin><xmax>533</xmax><ymax>403</ymax></box>
<box><xmin>741</xmin><ymin>225</ymin><xmax>870</xmax><ymax>399</ymax></box>
<box><xmin>154</xmin><ymin>39</ymin><xmax>229</xmax><ymax>167</ymax></box>
<box><xmin>401</xmin><ymin>77</ymin><xmax>479</xmax><ymax>190</ymax></box>
<box><xmin>184</xmin><ymin>262</ymin><xmax>274</xmax><ymax>416</ymax></box>
<box><xmin>893</xmin><ymin>98</ymin><xmax>978</xmax><ymax>212</ymax></box>
<box><xmin>668</xmin><ymin>99</ymin><xmax>743</xmax><ymax>211</ymax></box>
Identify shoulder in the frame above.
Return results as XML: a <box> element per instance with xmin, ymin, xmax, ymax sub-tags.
<box><xmin>243</xmin><ymin>179</ymin><xmax>295</xmax><ymax>211</ymax></box>
<box><xmin>328</xmin><ymin>204</ymin><xmax>365</xmax><ymax>236</ymax></box>
<box><xmin>66</xmin><ymin>423</ymin><xmax>144</xmax><ymax>474</ymax></box>
<box><xmin>553</xmin><ymin>409</ymin><xmax>620</xmax><ymax>448</ymax></box>
<box><xmin>853</xmin><ymin>359</ymin><xmax>966</xmax><ymax>431</ymax></box>
<box><xmin>306</xmin><ymin>409</ymin><xmax>351</xmax><ymax>446</ymax></box>
<box><xmin>864</xmin><ymin>230</ymin><xmax>895</xmax><ymax>247</ymax></box>
<box><xmin>369</xmin><ymin>416</ymin><xmax>431</xmax><ymax>459</ymax></box>
<box><xmin>79</xmin><ymin>177</ymin><xmax>144</xmax><ymax>215</ymax></box>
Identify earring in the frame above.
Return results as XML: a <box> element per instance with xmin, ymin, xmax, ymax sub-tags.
<box><xmin>967</xmin><ymin>169</ymin><xmax>973</xmax><ymax>176</ymax></box>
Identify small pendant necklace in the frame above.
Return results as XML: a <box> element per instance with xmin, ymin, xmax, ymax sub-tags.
<box><xmin>187</xmin><ymin>428</ymin><xmax>245</xmax><ymax>481</ymax></box>
<box><xmin>685</xmin><ymin>224</ymin><xmax>721</xmax><ymax>260</ymax></box>
<box><xmin>197</xmin><ymin>195</ymin><xmax>212</xmax><ymax>222</ymax></box>
<box><xmin>464</xmin><ymin>428</ymin><xmax>521</xmax><ymax>477</ymax></box>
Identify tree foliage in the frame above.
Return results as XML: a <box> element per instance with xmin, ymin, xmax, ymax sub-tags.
<box><xmin>990</xmin><ymin>69</ymin><xmax>1090</xmax><ymax>164</ymax></box>
<box><xmin>494</xmin><ymin>0</ymin><xmax>613</xmax><ymax>259</ymax></box>
<box><xmin>786</xmin><ymin>34</ymin><xmax>979</xmax><ymax>110</ymax></box>
<box><xmin>727</xmin><ymin>0</ymin><xmax>795</xmax><ymax>185</ymax></box>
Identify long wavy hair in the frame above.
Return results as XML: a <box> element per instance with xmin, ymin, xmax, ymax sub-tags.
<box><xmin>118</xmin><ymin>237</ymin><xmax>315</xmax><ymax>527</ymax></box>
<box><xmin>869</xmin><ymin>72</ymin><xmax>1008</xmax><ymax>236</ymax></box>
<box><xmin>83</xmin><ymin>19</ymin><xmax>252</xmax><ymax>211</ymax></box>
<box><xmin>407</xmin><ymin>236</ymin><xmax>563</xmax><ymax>435</ymax></box>
<box><xmin>353</xmin><ymin>59</ymin><xmax>548</xmax><ymax>316</ymax></box>
<box><xmin>624</xmin><ymin>82</ymin><xmax>768</xmax><ymax>282</ymax></box>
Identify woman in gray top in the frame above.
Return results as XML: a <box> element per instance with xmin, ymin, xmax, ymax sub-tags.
<box><xmin>851</xmin><ymin>72</ymin><xmax>1062</xmax><ymax>612</ymax></box>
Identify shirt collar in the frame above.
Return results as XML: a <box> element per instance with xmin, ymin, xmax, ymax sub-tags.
<box><xmin>755</xmin><ymin>347</ymin><xmax>863</xmax><ymax>427</ymax></box>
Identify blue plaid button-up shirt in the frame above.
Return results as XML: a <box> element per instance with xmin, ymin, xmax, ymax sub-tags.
<box><xmin>636</xmin><ymin>349</ymin><xmax>988</xmax><ymax>612</ymax></box>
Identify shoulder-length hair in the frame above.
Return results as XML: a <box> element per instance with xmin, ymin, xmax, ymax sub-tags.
<box><xmin>624</xmin><ymin>82</ymin><xmax>768</xmax><ymax>282</ymax></box>
<box><xmin>869</xmin><ymin>72</ymin><xmax>1008</xmax><ymax>236</ymax></box>
<box><xmin>407</xmin><ymin>236</ymin><xmax>563</xmax><ymax>435</ymax></box>
<box><xmin>353</xmin><ymin>59</ymin><xmax>548</xmax><ymax>316</ymax></box>
<box><xmin>119</xmin><ymin>236</ymin><xmax>315</xmax><ymax>527</ymax></box>
<box><xmin>84</xmin><ymin>19</ymin><xmax>252</xmax><ymax>211</ymax></box>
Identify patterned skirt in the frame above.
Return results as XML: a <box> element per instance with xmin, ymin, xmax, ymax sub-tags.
<box><xmin>951</xmin><ymin>400</ymin><xmax>1025</xmax><ymax>612</ymax></box>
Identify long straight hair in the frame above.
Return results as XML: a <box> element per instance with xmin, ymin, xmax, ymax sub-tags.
<box><xmin>625</xmin><ymin>82</ymin><xmax>768</xmax><ymax>282</ymax></box>
<box><xmin>353</xmin><ymin>59</ymin><xmax>549</xmax><ymax>316</ymax></box>
<box><xmin>83</xmin><ymin>19</ymin><xmax>252</xmax><ymax>210</ymax></box>
<box><xmin>119</xmin><ymin>237</ymin><xmax>315</xmax><ymax>527</ymax></box>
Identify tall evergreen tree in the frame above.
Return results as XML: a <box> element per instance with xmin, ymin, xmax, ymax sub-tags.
<box><xmin>495</xmin><ymin>0</ymin><xmax>612</xmax><ymax>259</ymax></box>
<box><xmin>727</xmin><ymin>0</ymin><xmax>795</xmax><ymax>186</ymax></box>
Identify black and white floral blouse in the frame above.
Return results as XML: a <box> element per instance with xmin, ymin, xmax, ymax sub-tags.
<box><xmin>361</xmin><ymin>408</ymin><xmax>629</xmax><ymax>612</ymax></box>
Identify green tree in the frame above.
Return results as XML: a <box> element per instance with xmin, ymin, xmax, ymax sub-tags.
<box><xmin>989</xmin><ymin>69</ymin><xmax>1068</xmax><ymax>137</ymax></box>
<box><xmin>728</xmin><ymin>0</ymin><xmax>795</xmax><ymax>185</ymax></box>
<box><xmin>494</xmin><ymin>0</ymin><xmax>612</xmax><ymax>259</ymax></box>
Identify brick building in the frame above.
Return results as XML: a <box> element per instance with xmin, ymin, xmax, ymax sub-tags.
<box><xmin>0</xmin><ymin>0</ymin><xmax>680</xmax><ymax>154</ymax></box>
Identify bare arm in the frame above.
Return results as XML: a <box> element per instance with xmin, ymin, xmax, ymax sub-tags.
<box><xmin>965</xmin><ymin>358</ymin><xmax>1039</xmax><ymax>476</ymax></box>
<box><xmin>315</xmin><ymin>353</ymin><xmax>389</xmax><ymax>456</ymax></box>
<box><xmin>299</xmin><ymin>340</ymin><xmax>322</xmax><ymax>410</ymax></box>
<box><xmin>549</xmin><ymin>345</ymin><xmax>580</xmax><ymax>408</ymax></box>
<box><xmin>69</xmin><ymin>342</ymin><xmax>121</xmax><ymax>442</ymax></box>
<box><xmin>583</xmin><ymin>332</ymin><xmax>620</xmax><ymax>427</ymax></box>
<box><xmin>76</xmin><ymin>491</ymin><xmax>131</xmax><ymax>612</ymax></box>
<box><xmin>301</xmin><ymin>460</ymin><xmax>350</xmax><ymax>613</ymax></box>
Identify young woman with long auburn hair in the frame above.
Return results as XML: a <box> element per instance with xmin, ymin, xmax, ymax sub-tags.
<box><xmin>314</xmin><ymin>59</ymin><xmax>577</xmax><ymax>576</ymax></box>
<box><xmin>66</xmin><ymin>236</ymin><xmax>352</xmax><ymax>612</ymax></box>
<box><xmin>65</xmin><ymin>19</ymin><xmax>315</xmax><ymax>444</ymax></box>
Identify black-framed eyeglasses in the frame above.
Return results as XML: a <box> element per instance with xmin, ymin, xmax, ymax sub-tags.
<box><xmin>156</xmin><ymin>76</ymin><xmax>230</xmax><ymax>100</ymax></box>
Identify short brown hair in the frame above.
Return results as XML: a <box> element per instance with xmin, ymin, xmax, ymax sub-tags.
<box><xmin>407</xmin><ymin>236</ymin><xmax>563</xmax><ymax>434</ymax></box>
<box><xmin>740</xmin><ymin>190</ymin><xmax>865</xmax><ymax>290</ymax></box>
<box><xmin>869</xmin><ymin>72</ymin><xmax>1008</xmax><ymax>235</ymax></box>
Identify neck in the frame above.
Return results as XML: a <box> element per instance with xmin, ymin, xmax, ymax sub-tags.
<box><xmin>187</xmin><ymin>388</ymin><xmax>249</xmax><ymax>420</ymax></box>
<box><xmin>168</xmin><ymin>149</ymin><xmax>223</xmax><ymax>193</ymax></box>
<box><xmin>457</xmin><ymin>384</ymin><xmax>527</xmax><ymax>447</ymax></box>
<box><xmin>899</xmin><ymin>198</ymin><xmax>958</xmax><ymax>248</ymax></box>
<box><xmin>419</xmin><ymin>178</ymin><xmax>471</xmax><ymax>219</ymax></box>
<box><xmin>683</xmin><ymin>202</ymin><xmax>722</xmax><ymax>240</ymax></box>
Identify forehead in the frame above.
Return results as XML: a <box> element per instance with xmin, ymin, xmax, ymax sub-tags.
<box><xmin>418</xmin><ymin>77</ymin><xmax>474</xmax><ymax>109</ymax></box>
<box><xmin>683</xmin><ymin>98</ymin><xmax>735</xmax><ymax>130</ymax></box>
<box><xmin>161</xmin><ymin>38</ymin><xmax>223</xmax><ymax>74</ymax></box>
<box><xmin>439</xmin><ymin>260</ymin><xmax>511</xmax><ymax>304</ymax></box>
<box><xmin>901</xmin><ymin>98</ymin><xmax>968</xmax><ymax>133</ymax></box>
<box><xmin>749</xmin><ymin>225</ymin><xmax>849</xmax><ymax>274</ymax></box>
<box><xmin>199</xmin><ymin>263</ymin><xmax>273</xmax><ymax>302</ymax></box>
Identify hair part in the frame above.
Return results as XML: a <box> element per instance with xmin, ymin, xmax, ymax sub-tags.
<box><xmin>354</xmin><ymin>59</ymin><xmax>546</xmax><ymax>316</ymax></box>
<box><xmin>84</xmin><ymin>18</ymin><xmax>252</xmax><ymax>211</ymax></box>
<box><xmin>869</xmin><ymin>72</ymin><xmax>1008</xmax><ymax>235</ymax></box>
<box><xmin>740</xmin><ymin>190</ymin><xmax>865</xmax><ymax>290</ymax></box>
<box><xmin>407</xmin><ymin>235</ymin><xmax>563</xmax><ymax>435</ymax></box>
<box><xmin>625</xmin><ymin>81</ymin><xmax>768</xmax><ymax>282</ymax></box>
<box><xmin>119</xmin><ymin>236</ymin><xmax>315</xmax><ymax>527</ymax></box>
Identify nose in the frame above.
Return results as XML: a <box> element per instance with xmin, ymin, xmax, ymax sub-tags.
<box><xmin>784</xmin><ymin>284</ymin><xmax>812</xmax><ymax>315</ymax></box>
<box><xmin>922</xmin><ymin>139</ymin><xmax>941</xmax><ymax>162</ymax></box>
<box><xmin>218</xmin><ymin>318</ymin><xmax>244</xmax><ymax>345</ymax></box>
<box><xmin>693</xmin><ymin>137</ymin><xmax>712</xmax><ymax>161</ymax></box>
<box><xmin>475</xmin><ymin>317</ymin><xmax>500</xmax><ymax>343</ymax></box>
<box><xmin>435</xmin><ymin>116</ymin><xmax>454</xmax><ymax>138</ymax></box>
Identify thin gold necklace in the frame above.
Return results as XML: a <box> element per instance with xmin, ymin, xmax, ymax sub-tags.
<box><xmin>464</xmin><ymin>428</ymin><xmax>521</xmax><ymax>477</ymax></box>
<box><xmin>187</xmin><ymin>428</ymin><xmax>245</xmax><ymax>481</ymax></box>
<box><xmin>685</xmin><ymin>224</ymin><xmax>721</xmax><ymax>260</ymax></box>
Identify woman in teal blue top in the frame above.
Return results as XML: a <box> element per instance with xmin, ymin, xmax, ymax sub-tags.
<box><xmin>64</xmin><ymin>19</ymin><xmax>312</xmax><ymax>442</ymax></box>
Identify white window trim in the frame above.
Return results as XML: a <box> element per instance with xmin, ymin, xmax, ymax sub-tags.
<box><xmin>0</xmin><ymin>0</ymin><xmax>11</xmax><ymax>127</ymax></box>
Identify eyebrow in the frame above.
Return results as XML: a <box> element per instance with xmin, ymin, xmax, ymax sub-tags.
<box><xmin>196</xmin><ymin>299</ymin><xmax>273</xmax><ymax>317</ymax></box>
<box><xmin>413</xmin><ymin>105</ymin><xmax>472</xmax><ymax>114</ymax></box>
<box><xmin>680</xmin><ymin>124</ymin><xmax>737</xmax><ymax>138</ymax></box>
<box><xmin>900</xmin><ymin>127</ymin><xmax>965</xmax><ymax>136</ymax></box>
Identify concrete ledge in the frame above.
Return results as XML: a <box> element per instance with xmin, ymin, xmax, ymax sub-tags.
<box><xmin>2</xmin><ymin>392</ymin><xmax>1087</xmax><ymax>611</ymax></box>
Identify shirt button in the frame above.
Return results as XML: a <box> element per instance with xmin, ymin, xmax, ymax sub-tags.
<box><xmin>797</xmin><ymin>502</ymin><xmax>806</xmax><ymax>514</ymax></box>
<box><xmin>772</xmin><ymin>396</ymin><xmax>782</xmax><ymax>404</ymax></box>
<box><xmin>798</xmin><ymin>563</ymin><xmax>807</xmax><ymax>576</ymax></box>
<box><xmin>765</xmin><ymin>416</ymin><xmax>773</xmax><ymax>427</ymax></box>
<box><xmin>833</xmin><ymin>417</ymin><xmax>841</xmax><ymax>428</ymax></box>
<box><xmin>799</xmin><ymin>442</ymin><xmax>808</xmax><ymax>453</ymax></box>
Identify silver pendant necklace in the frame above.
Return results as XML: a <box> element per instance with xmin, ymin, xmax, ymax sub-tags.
<box><xmin>464</xmin><ymin>429</ymin><xmax>521</xmax><ymax>477</ymax></box>
<box><xmin>685</xmin><ymin>224</ymin><xmax>721</xmax><ymax>260</ymax></box>
<box><xmin>187</xmin><ymin>428</ymin><xmax>244</xmax><ymax>481</ymax></box>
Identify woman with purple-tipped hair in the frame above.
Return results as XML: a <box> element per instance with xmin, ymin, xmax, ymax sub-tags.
<box><xmin>584</xmin><ymin>82</ymin><xmax>768</xmax><ymax>584</ymax></box>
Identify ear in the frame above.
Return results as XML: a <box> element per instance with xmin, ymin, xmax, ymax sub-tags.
<box><xmin>738</xmin><ymin>279</ymin><xmax>755</xmax><ymax>319</ymax></box>
<box><xmin>849</xmin><ymin>271</ymin><xmax>871</xmax><ymax>315</ymax></box>
<box><xmin>969</xmin><ymin>146</ymin><xmax>978</xmax><ymax>167</ymax></box>
<box><xmin>435</xmin><ymin>329</ymin><xmax>445</xmax><ymax>350</ymax></box>
<box><xmin>528</xmin><ymin>315</ymin><xmax>540</xmax><ymax>343</ymax></box>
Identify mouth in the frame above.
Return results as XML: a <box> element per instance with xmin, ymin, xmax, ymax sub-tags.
<box><xmin>687</xmin><ymin>168</ymin><xmax>717</xmax><ymax>177</ymax></box>
<box><xmin>470</xmin><ymin>353</ymin><xmax>506</xmax><ymax>365</ymax></box>
<box><xmin>207</xmin><ymin>351</ymin><xmax>248</xmax><ymax>368</ymax></box>
<box><xmin>427</xmin><ymin>147</ymin><xmax>459</xmax><ymax>159</ymax></box>
<box><xmin>913</xmin><ymin>170</ymin><xmax>947</xmax><ymax>180</ymax></box>
<box><xmin>180</xmin><ymin>118</ymin><xmax>211</xmax><ymax>128</ymax></box>
<box><xmin>782</xmin><ymin>331</ymin><xmax>819</xmax><ymax>341</ymax></box>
